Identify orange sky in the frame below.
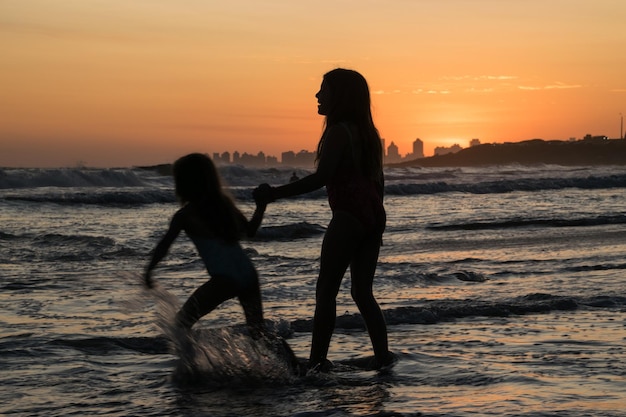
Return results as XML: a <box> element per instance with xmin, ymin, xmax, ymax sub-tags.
<box><xmin>1</xmin><ymin>0</ymin><xmax>625</xmax><ymax>167</ymax></box>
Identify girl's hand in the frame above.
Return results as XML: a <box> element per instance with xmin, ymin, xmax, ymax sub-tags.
<box><xmin>144</xmin><ymin>271</ymin><xmax>155</xmax><ymax>289</ymax></box>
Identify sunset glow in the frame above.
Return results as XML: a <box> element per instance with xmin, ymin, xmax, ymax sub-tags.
<box><xmin>1</xmin><ymin>0</ymin><xmax>625</xmax><ymax>167</ymax></box>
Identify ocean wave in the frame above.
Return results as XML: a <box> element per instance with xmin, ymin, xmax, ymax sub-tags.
<box><xmin>290</xmin><ymin>293</ymin><xmax>626</xmax><ymax>331</ymax></box>
<box><xmin>384</xmin><ymin>173</ymin><xmax>626</xmax><ymax>195</ymax></box>
<box><xmin>0</xmin><ymin>168</ymin><xmax>152</xmax><ymax>189</ymax></box>
<box><xmin>3</xmin><ymin>167</ymin><xmax>626</xmax><ymax>205</ymax></box>
<box><xmin>32</xmin><ymin>233</ymin><xmax>116</xmax><ymax>247</ymax></box>
<box><xmin>0</xmin><ymin>231</ymin><xmax>17</xmax><ymax>240</ymax></box>
<box><xmin>47</xmin><ymin>336</ymin><xmax>171</xmax><ymax>355</ymax></box>
<box><xmin>3</xmin><ymin>188</ymin><xmax>176</xmax><ymax>205</ymax></box>
<box><xmin>4</xmin><ymin>294</ymin><xmax>623</xmax><ymax>361</ymax></box>
<box><xmin>427</xmin><ymin>214</ymin><xmax>626</xmax><ymax>231</ymax></box>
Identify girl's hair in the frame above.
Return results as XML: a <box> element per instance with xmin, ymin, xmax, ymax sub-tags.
<box><xmin>173</xmin><ymin>153</ymin><xmax>242</xmax><ymax>242</ymax></box>
<box><xmin>316</xmin><ymin>68</ymin><xmax>383</xmax><ymax>179</ymax></box>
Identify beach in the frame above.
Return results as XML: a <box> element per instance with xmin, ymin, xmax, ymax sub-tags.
<box><xmin>1</xmin><ymin>163</ymin><xmax>625</xmax><ymax>416</ymax></box>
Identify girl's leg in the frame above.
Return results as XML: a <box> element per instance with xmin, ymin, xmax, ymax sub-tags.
<box><xmin>350</xmin><ymin>234</ymin><xmax>389</xmax><ymax>361</ymax></box>
<box><xmin>308</xmin><ymin>212</ymin><xmax>359</xmax><ymax>367</ymax></box>
<box><xmin>238</xmin><ymin>282</ymin><xmax>266</xmax><ymax>339</ymax></box>
<box><xmin>240</xmin><ymin>281</ymin><xmax>301</xmax><ymax>374</ymax></box>
<box><xmin>176</xmin><ymin>276</ymin><xmax>236</xmax><ymax>329</ymax></box>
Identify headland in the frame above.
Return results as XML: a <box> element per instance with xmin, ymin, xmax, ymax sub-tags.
<box><xmin>391</xmin><ymin>138</ymin><xmax>626</xmax><ymax>167</ymax></box>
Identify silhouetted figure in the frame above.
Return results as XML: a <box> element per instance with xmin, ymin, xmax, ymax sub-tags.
<box><xmin>289</xmin><ymin>172</ymin><xmax>299</xmax><ymax>182</ymax></box>
<box><xmin>255</xmin><ymin>68</ymin><xmax>395</xmax><ymax>371</ymax></box>
<box><xmin>144</xmin><ymin>153</ymin><xmax>268</xmax><ymax>336</ymax></box>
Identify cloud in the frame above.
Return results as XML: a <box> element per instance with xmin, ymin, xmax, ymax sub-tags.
<box><xmin>406</xmin><ymin>89</ymin><xmax>451</xmax><ymax>95</ymax></box>
<box><xmin>464</xmin><ymin>88</ymin><xmax>495</xmax><ymax>93</ymax></box>
<box><xmin>373</xmin><ymin>89</ymin><xmax>405</xmax><ymax>95</ymax></box>
<box><xmin>377</xmin><ymin>76</ymin><xmax>581</xmax><ymax>96</ymax></box>
<box><xmin>440</xmin><ymin>75</ymin><xmax>518</xmax><ymax>81</ymax></box>
<box><xmin>518</xmin><ymin>82</ymin><xmax>582</xmax><ymax>91</ymax></box>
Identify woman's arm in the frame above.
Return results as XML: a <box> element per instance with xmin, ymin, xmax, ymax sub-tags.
<box><xmin>263</xmin><ymin>124</ymin><xmax>349</xmax><ymax>201</ymax></box>
<box><xmin>271</xmin><ymin>171</ymin><xmax>325</xmax><ymax>199</ymax></box>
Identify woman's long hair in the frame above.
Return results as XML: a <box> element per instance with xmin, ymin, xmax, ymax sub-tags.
<box><xmin>172</xmin><ymin>153</ymin><xmax>242</xmax><ymax>242</ymax></box>
<box><xmin>316</xmin><ymin>68</ymin><xmax>383</xmax><ymax>179</ymax></box>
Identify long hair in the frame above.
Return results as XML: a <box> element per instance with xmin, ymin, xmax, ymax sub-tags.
<box><xmin>172</xmin><ymin>153</ymin><xmax>242</xmax><ymax>242</ymax></box>
<box><xmin>316</xmin><ymin>68</ymin><xmax>383</xmax><ymax>179</ymax></box>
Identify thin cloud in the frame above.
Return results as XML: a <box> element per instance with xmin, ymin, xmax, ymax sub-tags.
<box><xmin>465</xmin><ymin>88</ymin><xmax>495</xmax><ymax>93</ymax></box>
<box><xmin>518</xmin><ymin>82</ymin><xmax>582</xmax><ymax>90</ymax></box>
<box><xmin>440</xmin><ymin>75</ymin><xmax>518</xmax><ymax>81</ymax></box>
<box><xmin>373</xmin><ymin>89</ymin><xmax>404</xmax><ymax>95</ymax></box>
<box><xmin>379</xmin><ymin>76</ymin><xmax>580</xmax><ymax>95</ymax></box>
<box><xmin>406</xmin><ymin>89</ymin><xmax>451</xmax><ymax>95</ymax></box>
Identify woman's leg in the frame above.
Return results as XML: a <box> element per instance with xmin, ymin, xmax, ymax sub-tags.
<box><xmin>176</xmin><ymin>276</ymin><xmax>237</xmax><ymax>329</ymax></box>
<box><xmin>308</xmin><ymin>212</ymin><xmax>360</xmax><ymax>367</ymax></box>
<box><xmin>350</xmin><ymin>234</ymin><xmax>389</xmax><ymax>361</ymax></box>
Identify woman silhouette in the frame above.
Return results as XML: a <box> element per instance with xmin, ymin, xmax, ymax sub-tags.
<box><xmin>255</xmin><ymin>68</ymin><xmax>395</xmax><ymax>371</ymax></box>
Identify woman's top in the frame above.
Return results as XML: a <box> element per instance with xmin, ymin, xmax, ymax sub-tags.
<box><xmin>325</xmin><ymin>123</ymin><xmax>386</xmax><ymax>236</ymax></box>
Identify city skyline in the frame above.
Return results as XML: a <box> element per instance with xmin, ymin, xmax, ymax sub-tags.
<box><xmin>208</xmin><ymin>132</ymin><xmax>622</xmax><ymax>168</ymax></box>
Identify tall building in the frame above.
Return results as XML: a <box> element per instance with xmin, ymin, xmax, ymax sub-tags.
<box><xmin>412</xmin><ymin>138</ymin><xmax>424</xmax><ymax>159</ymax></box>
<box><xmin>386</xmin><ymin>141</ymin><xmax>401</xmax><ymax>163</ymax></box>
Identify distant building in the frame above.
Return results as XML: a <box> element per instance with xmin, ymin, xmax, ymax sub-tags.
<box><xmin>281</xmin><ymin>150</ymin><xmax>316</xmax><ymax>167</ymax></box>
<box><xmin>237</xmin><ymin>151</ymin><xmax>267</xmax><ymax>167</ymax></box>
<box><xmin>281</xmin><ymin>151</ymin><xmax>296</xmax><ymax>166</ymax></box>
<box><xmin>412</xmin><ymin>138</ymin><xmax>424</xmax><ymax>159</ymax></box>
<box><xmin>386</xmin><ymin>141</ymin><xmax>401</xmax><ymax>163</ymax></box>
<box><xmin>212</xmin><ymin>151</ymin><xmax>232</xmax><ymax>164</ymax></box>
<box><xmin>583</xmin><ymin>134</ymin><xmax>608</xmax><ymax>142</ymax></box>
<box><xmin>434</xmin><ymin>143</ymin><xmax>463</xmax><ymax>156</ymax></box>
<box><xmin>266</xmin><ymin>155</ymin><xmax>278</xmax><ymax>166</ymax></box>
<box><xmin>294</xmin><ymin>150</ymin><xmax>316</xmax><ymax>167</ymax></box>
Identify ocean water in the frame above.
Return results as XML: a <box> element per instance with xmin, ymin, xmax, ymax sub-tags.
<box><xmin>1</xmin><ymin>163</ymin><xmax>625</xmax><ymax>417</ymax></box>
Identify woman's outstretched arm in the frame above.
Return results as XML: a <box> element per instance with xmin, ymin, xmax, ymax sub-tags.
<box><xmin>257</xmin><ymin>124</ymin><xmax>349</xmax><ymax>201</ymax></box>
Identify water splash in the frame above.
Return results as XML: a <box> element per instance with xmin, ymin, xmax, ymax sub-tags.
<box><xmin>140</xmin><ymin>278</ymin><xmax>297</xmax><ymax>386</ymax></box>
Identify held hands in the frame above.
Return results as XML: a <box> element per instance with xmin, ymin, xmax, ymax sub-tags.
<box><xmin>253</xmin><ymin>183</ymin><xmax>275</xmax><ymax>206</ymax></box>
